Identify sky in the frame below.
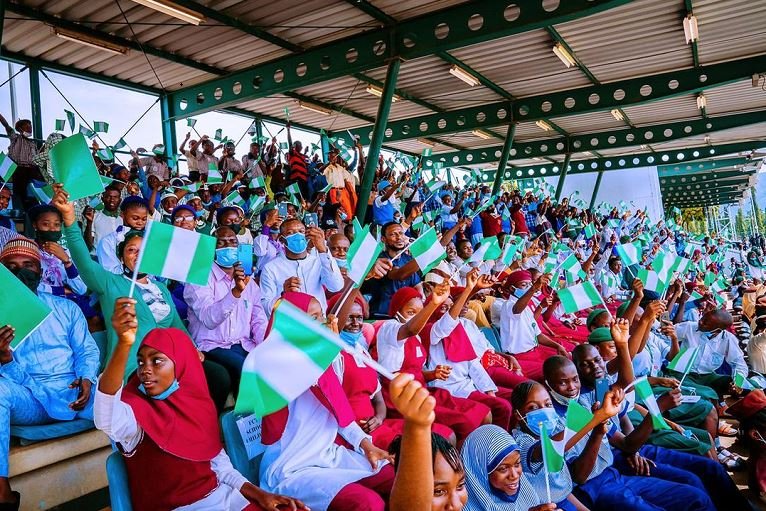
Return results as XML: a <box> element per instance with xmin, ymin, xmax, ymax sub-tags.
<box><xmin>0</xmin><ymin>58</ymin><xmax>760</xmax><ymax>220</ymax></box>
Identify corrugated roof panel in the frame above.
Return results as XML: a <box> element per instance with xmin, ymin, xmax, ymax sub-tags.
<box><xmin>368</xmin><ymin>0</ymin><xmax>471</xmax><ymax>22</ymax></box>
<box><xmin>695</xmin><ymin>0</ymin><xmax>766</xmax><ymax>65</ymax></box>
<box><xmin>555</xmin><ymin>0</ymin><xmax>693</xmax><ymax>83</ymax></box>
<box><xmin>548</xmin><ymin>110</ymin><xmax>626</xmax><ymax>135</ymax></box>
<box><xmin>620</xmin><ymin>93</ymin><xmax>700</xmax><ymax>125</ymax></box>
<box><xmin>703</xmin><ymin>80</ymin><xmax>766</xmax><ymax>115</ymax></box>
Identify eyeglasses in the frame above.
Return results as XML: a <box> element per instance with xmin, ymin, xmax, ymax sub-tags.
<box><xmin>173</xmin><ymin>216</ymin><xmax>195</xmax><ymax>223</ymax></box>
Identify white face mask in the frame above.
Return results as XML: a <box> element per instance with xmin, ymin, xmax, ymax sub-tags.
<box><xmin>546</xmin><ymin>382</ymin><xmax>579</xmax><ymax>405</ymax></box>
<box><xmin>22</xmin><ymin>131</ymin><xmax>32</xmax><ymax>138</ymax></box>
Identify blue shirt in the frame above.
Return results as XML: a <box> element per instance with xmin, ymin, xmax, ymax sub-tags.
<box><xmin>370</xmin><ymin>252</ymin><xmax>422</xmax><ymax>317</ymax></box>
<box><xmin>0</xmin><ymin>293</ymin><xmax>100</xmax><ymax>420</ymax></box>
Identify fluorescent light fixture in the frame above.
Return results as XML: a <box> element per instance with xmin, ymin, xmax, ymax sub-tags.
<box><xmin>535</xmin><ymin>120</ymin><xmax>552</xmax><ymax>131</ymax></box>
<box><xmin>52</xmin><ymin>27</ymin><xmax>129</xmax><ymax>55</ymax></box>
<box><xmin>365</xmin><ymin>84</ymin><xmax>400</xmax><ymax>102</ymax></box>
<box><xmin>696</xmin><ymin>93</ymin><xmax>707</xmax><ymax>110</ymax></box>
<box><xmin>610</xmin><ymin>108</ymin><xmax>624</xmax><ymax>121</ymax></box>
<box><xmin>552</xmin><ymin>43</ymin><xmax>576</xmax><ymax>68</ymax></box>
<box><xmin>298</xmin><ymin>101</ymin><xmax>332</xmax><ymax>116</ymax></box>
<box><xmin>471</xmin><ymin>129</ymin><xmax>492</xmax><ymax>140</ymax></box>
<box><xmin>704</xmin><ymin>135</ymin><xmax>711</xmax><ymax>145</ymax></box>
<box><xmin>683</xmin><ymin>14</ymin><xmax>699</xmax><ymax>44</ymax></box>
<box><xmin>449</xmin><ymin>65</ymin><xmax>480</xmax><ymax>87</ymax></box>
<box><xmin>131</xmin><ymin>0</ymin><xmax>205</xmax><ymax>25</ymax></box>
<box><xmin>417</xmin><ymin>138</ymin><xmax>436</xmax><ymax>147</ymax></box>
<box><xmin>640</xmin><ymin>144</ymin><xmax>648</xmax><ymax>150</ymax></box>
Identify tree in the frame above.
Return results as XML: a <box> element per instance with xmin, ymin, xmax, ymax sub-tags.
<box><xmin>753</xmin><ymin>196</ymin><xmax>764</xmax><ymax>232</ymax></box>
<box><xmin>736</xmin><ymin>209</ymin><xmax>747</xmax><ymax>238</ymax></box>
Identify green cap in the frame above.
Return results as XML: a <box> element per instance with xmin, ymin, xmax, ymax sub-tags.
<box><xmin>586</xmin><ymin>308</ymin><xmax>608</xmax><ymax>329</ymax></box>
<box><xmin>588</xmin><ymin>326</ymin><xmax>613</xmax><ymax>345</ymax></box>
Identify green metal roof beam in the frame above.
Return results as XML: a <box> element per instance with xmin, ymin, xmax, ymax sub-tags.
<box><xmin>340</xmin><ymin>54</ymin><xmax>766</xmax><ymax>145</ymax></box>
<box><xmin>546</xmin><ymin>27</ymin><xmax>601</xmax><ymax>85</ymax></box>
<box><xmin>422</xmin><ymin>110</ymin><xmax>766</xmax><ymax>168</ymax></box>
<box><xmin>480</xmin><ymin>140</ymin><xmax>765</xmax><ymax>182</ymax></box>
<box><xmin>165</xmin><ymin>0</ymin><xmax>634</xmax><ymax>118</ymax></box>
<box><xmin>684</xmin><ymin>0</ymin><xmax>701</xmax><ymax>68</ymax></box>
<box><xmin>660</xmin><ymin>168</ymin><xmax>755</xmax><ymax>184</ymax></box>
<box><xmin>7</xmin><ymin>3</ymin><xmax>223</xmax><ymax>76</ymax></box>
<box><xmin>658</xmin><ymin>156</ymin><xmax>753</xmax><ymax>176</ymax></box>
<box><xmin>661</xmin><ymin>179</ymin><xmax>751</xmax><ymax>192</ymax></box>
<box><xmin>171</xmin><ymin>0</ymin><xmax>304</xmax><ymax>52</ymax></box>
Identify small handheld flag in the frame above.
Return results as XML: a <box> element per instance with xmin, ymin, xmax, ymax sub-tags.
<box><xmin>0</xmin><ymin>265</ymin><xmax>52</xmax><ymax>348</ymax></box>
<box><xmin>408</xmin><ymin>227</ymin><xmax>447</xmax><ymax>274</ymax></box>
<box><xmin>557</xmin><ymin>281</ymin><xmax>603</xmax><ymax>314</ymax></box>
<box><xmin>93</xmin><ymin>121</ymin><xmax>109</xmax><ymax>133</ymax></box>
<box><xmin>347</xmin><ymin>224</ymin><xmax>384</xmax><ymax>286</ymax></box>
<box><xmin>0</xmin><ymin>153</ymin><xmax>18</xmax><ymax>183</ymax></box>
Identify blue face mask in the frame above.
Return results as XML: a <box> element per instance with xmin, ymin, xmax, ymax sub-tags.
<box><xmin>194</xmin><ymin>209</ymin><xmax>205</xmax><ymax>218</ymax></box>
<box><xmin>340</xmin><ymin>212</ymin><xmax>348</xmax><ymax>221</ymax></box>
<box><xmin>284</xmin><ymin>232</ymin><xmax>308</xmax><ymax>254</ymax></box>
<box><xmin>700</xmin><ymin>329</ymin><xmax>721</xmax><ymax>340</ymax></box>
<box><xmin>335</xmin><ymin>257</ymin><xmax>348</xmax><ymax>268</ymax></box>
<box><xmin>138</xmin><ymin>379</ymin><xmax>180</xmax><ymax>400</ymax></box>
<box><xmin>339</xmin><ymin>330</ymin><xmax>362</xmax><ymax>347</ymax></box>
<box><xmin>513</xmin><ymin>287</ymin><xmax>529</xmax><ymax>298</ymax></box>
<box><xmin>215</xmin><ymin>246</ymin><xmax>239</xmax><ymax>267</ymax></box>
<box><xmin>523</xmin><ymin>407</ymin><xmax>562</xmax><ymax>436</ymax></box>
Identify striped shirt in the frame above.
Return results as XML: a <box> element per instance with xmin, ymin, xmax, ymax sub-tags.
<box><xmin>7</xmin><ymin>132</ymin><xmax>37</xmax><ymax>166</ymax></box>
<box><xmin>288</xmin><ymin>149</ymin><xmax>308</xmax><ymax>182</ymax></box>
<box><xmin>512</xmin><ymin>428</ymin><xmax>573</xmax><ymax>503</ymax></box>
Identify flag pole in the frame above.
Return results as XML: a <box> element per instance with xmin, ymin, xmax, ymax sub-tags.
<box><xmin>127</xmin><ymin>222</ymin><xmax>153</xmax><ymax>299</ymax></box>
<box><xmin>677</xmin><ymin>349</ymin><xmax>699</xmax><ymax>387</ymax></box>
<box><xmin>541</xmin><ymin>422</ymin><xmax>553</xmax><ymax>504</ymax></box>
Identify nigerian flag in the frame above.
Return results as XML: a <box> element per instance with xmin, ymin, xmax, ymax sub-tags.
<box><xmin>285</xmin><ymin>182</ymin><xmax>301</xmax><ymax>196</ymax></box>
<box><xmin>557</xmin><ymin>281</ymin><xmax>602</xmax><ymax>314</ymax></box>
<box><xmin>0</xmin><ymin>152</ymin><xmax>17</xmax><ymax>182</ymax></box>
<box><xmin>114</xmin><ymin>138</ymin><xmax>128</xmax><ymax>150</ymax></box>
<box><xmin>584</xmin><ymin>223</ymin><xmax>597</xmax><ymax>238</ymax></box>
<box><xmin>224</xmin><ymin>191</ymin><xmax>246</xmax><ymax>208</ymax></box>
<box><xmin>235</xmin><ymin>301</ymin><xmax>344</xmax><ymax>417</ymax></box>
<box><xmin>607</xmin><ymin>219</ymin><xmax>621</xmax><ymax>229</ymax></box>
<box><xmin>347</xmin><ymin>223</ymin><xmax>384</xmax><ymax>286</ymax></box>
<box><xmin>55</xmin><ymin>119</ymin><xmax>66</xmax><ymax>132</ymax></box>
<box><xmin>319</xmin><ymin>182</ymin><xmax>332</xmax><ymax>194</ymax></box>
<box><xmin>137</xmin><ymin>221</ymin><xmax>216</xmax><ymax>285</ymax></box>
<box><xmin>651</xmin><ymin>250</ymin><xmax>689</xmax><ymax>282</ymax></box>
<box><xmin>560</xmin><ymin>253</ymin><xmax>586</xmax><ymax>280</ymax></box>
<box><xmin>666</xmin><ymin>347</ymin><xmax>699</xmax><ymax>374</ymax></box>
<box><xmin>207</xmin><ymin>162</ymin><xmax>223</xmax><ymax>183</ymax></box>
<box><xmin>79</xmin><ymin>125</ymin><xmax>96</xmax><ymax>139</ymax></box>
<box><xmin>501</xmin><ymin>236</ymin><xmax>524</xmax><ymax>265</ymax></box>
<box><xmin>734</xmin><ymin>373</ymin><xmax>760</xmax><ymax>390</ymax></box>
<box><xmin>425</xmin><ymin>179</ymin><xmax>446</xmax><ymax>195</ymax></box>
<box><xmin>409</xmin><ymin>226</ymin><xmax>446</xmax><ymax>274</ymax></box>
<box><xmin>470</xmin><ymin>237</ymin><xmax>501</xmax><ymax>263</ymax></box>
<box><xmin>632</xmin><ymin>377</ymin><xmax>670</xmax><ymax>430</ymax></box>
<box><xmin>250</xmin><ymin>176</ymin><xmax>266</xmax><ymax>189</ymax></box>
<box><xmin>541</xmin><ymin>422</ymin><xmax>565</xmax><ymax>473</ymax></box>
<box><xmin>616</xmin><ymin>241</ymin><xmax>642</xmax><ymax>266</ymax></box>
<box><xmin>93</xmin><ymin>121</ymin><xmax>109</xmax><ymax>133</ymax></box>
<box><xmin>637</xmin><ymin>268</ymin><xmax>668</xmax><ymax>295</ymax></box>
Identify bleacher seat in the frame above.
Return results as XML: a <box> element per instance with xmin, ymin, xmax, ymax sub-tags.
<box><xmin>480</xmin><ymin>327</ymin><xmax>503</xmax><ymax>352</ymax></box>
<box><xmin>106</xmin><ymin>451</ymin><xmax>133</xmax><ymax>511</ymax></box>
<box><xmin>220</xmin><ymin>411</ymin><xmax>261</xmax><ymax>483</ymax></box>
<box><xmin>11</xmin><ymin>419</ymin><xmax>95</xmax><ymax>446</ymax></box>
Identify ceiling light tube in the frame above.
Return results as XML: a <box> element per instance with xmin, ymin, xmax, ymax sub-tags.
<box><xmin>696</xmin><ymin>93</ymin><xmax>707</xmax><ymax>110</ymax></box>
<box><xmin>683</xmin><ymin>14</ymin><xmax>699</xmax><ymax>44</ymax></box>
<box><xmin>298</xmin><ymin>101</ymin><xmax>332</xmax><ymax>116</ymax></box>
<box><xmin>610</xmin><ymin>108</ymin><xmax>624</xmax><ymax>121</ymax></box>
<box><xmin>365</xmin><ymin>84</ymin><xmax>400</xmax><ymax>102</ymax></box>
<box><xmin>471</xmin><ymin>129</ymin><xmax>493</xmax><ymax>140</ymax></box>
<box><xmin>131</xmin><ymin>0</ymin><xmax>205</xmax><ymax>25</ymax></box>
<box><xmin>449</xmin><ymin>65</ymin><xmax>480</xmax><ymax>87</ymax></box>
<box><xmin>552</xmin><ymin>43</ymin><xmax>576</xmax><ymax>68</ymax></box>
<box><xmin>52</xmin><ymin>27</ymin><xmax>129</xmax><ymax>55</ymax></box>
<box><xmin>535</xmin><ymin>120</ymin><xmax>552</xmax><ymax>131</ymax></box>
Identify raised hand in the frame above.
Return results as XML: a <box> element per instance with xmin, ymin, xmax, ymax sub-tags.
<box><xmin>388</xmin><ymin>373</ymin><xmax>435</xmax><ymax>428</ymax></box>
<box><xmin>610</xmin><ymin>317</ymin><xmax>630</xmax><ymax>345</ymax></box>
<box><xmin>111</xmin><ymin>297</ymin><xmax>138</xmax><ymax>346</ymax></box>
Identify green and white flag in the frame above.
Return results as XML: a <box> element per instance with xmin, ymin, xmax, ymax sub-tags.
<box><xmin>279</xmin><ymin>142</ymin><xmax>290</xmax><ymax>151</ymax></box>
<box><xmin>54</xmin><ymin>119</ymin><xmax>66</xmax><ymax>131</ymax></box>
<box><xmin>584</xmin><ymin>223</ymin><xmax>597</xmax><ymax>239</ymax></box>
<box><xmin>79</xmin><ymin>125</ymin><xmax>96</xmax><ymax>139</ymax></box>
<box><xmin>65</xmin><ymin>110</ymin><xmax>75</xmax><ymax>132</ymax></box>
<box><xmin>0</xmin><ymin>264</ymin><xmax>52</xmax><ymax>348</ymax></box>
<box><xmin>607</xmin><ymin>219</ymin><xmax>621</xmax><ymax>229</ymax></box>
<box><xmin>31</xmin><ymin>182</ymin><xmax>54</xmax><ymax>204</ymax></box>
<box><xmin>666</xmin><ymin>347</ymin><xmax>699</xmax><ymax>374</ymax></box>
<box><xmin>0</xmin><ymin>152</ymin><xmax>18</xmax><ymax>182</ymax></box>
<box><xmin>672</xmin><ymin>207</ymin><xmax>682</xmax><ymax>216</ymax></box>
<box><xmin>616</xmin><ymin>241</ymin><xmax>642</xmax><ymax>266</ymax></box>
<box><xmin>421</xmin><ymin>147</ymin><xmax>432</xmax><ymax>157</ymax></box>
<box><xmin>113</xmin><ymin>138</ymin><xmax>128</xmax><ymax>150</ymax></box>
<box><xmin>182</xmin><ymin>182</ymin><xmax>201</xmax><ymax>193</ymax></box>
<box><xmin>249</xmin><ymin>196</ymin><xmax>266</xmax><ymax>216</ymax></box>
<box><xmin>347</xmin><ymin>224</ymin><xmax>384</xmax><ymax>286</ymax></box>
<box><xmin>470</xmin><ymin>237</ymin><xmax>501</xmax><ymax>263</ymax></box>
<box><xmin>561</xmin><ymin>398</ymin><xmax>595</xmax><ymax>447</ymax></box>
<box><xmin>557</xmin><ymin>281</ymin><xmax>602</xmax><ymax>314</ymax></box>
<box><xmin>187</xmin><ymin>118</ymin><xmax>197</xmax><ymax>128</ymax></box>
<box><xmin>93</xmin><ymin>121</ymin><xmax>109</xmax><ymax>133</ymax></box>
<box><xmin>214</xmin><ymin>129</ymin><xmax>223</xmax><ymax>141</ymax></box>
<box><xmin>540</xmin><ymin>423</ymin><xmax>565</xmax><ymax>473</ymax></box>
<box><xmin>603</xmin><ymin>273</ymin><xmax>619</xmax><ymax>291</ymax></box>
<box><xmin>235</xmin><ymin>300</ymin><xmax>344</xmax><ymax>417</ymax></box>
<box><xmin>542</xmin><ymin>253</ymin><xmax>559</xmax><ymax>274</ymax></box>
<box><xmin>501</xmin><ymin>236</ymin><xmax>524</xmax><ymax>265</ymax></box>
<box><xmin>50</xmin><ymin>134</ymin><xmax>104</xmax><ymax>201</ymax></box>
<box><xmin>631</xmin><ymin>377</ymin><xmax>670</xmax><ymax>430</ymax></box>
<box><xmin>560</xmin><ymin>253</ymin><xmax>586</xmax><ymax>281</ymax></box>
<box><xmin>137</xmin><ymin>221</ymin><xmax>216</xmax><ymax>285</ymax></box>
<box><xmin>409</xmin><ymin>226</ymin><xmax>446</xmax><ymax>275</ymax></box>
<box><xmin>651</xmin><ymin>251</ymin><xmax>690</xmax><ymax>282</ymax></box>
<box><xmin>637</xmin><ymin>268</ymin><xmax>668</xmax><ymax>295</ymax></box>
<box><xmin>285</xmin><ymin>183</ymin><xmax>301</xmax><ymax>197</ymax></box>
<box><xmin>734</xmin><ymin>373</ymin><xmax>760</xmax><ymax>390</ymax></box>
<box><xmin>250</xmin><ymin>176</ymin><xmax>266</xmax><ymax>189</ymax></box>
<box><xmin>425</xmin><ymin>179</ymin><xmax>446</xmax><ymax>195</ymax></box>
<box><xmin>207</xmin><ymin>162</ymin><xmax>223</xmax><ymax>184</ymax></box>
<box><xmin>96</xmin><ymin>147</ymin><xmax>114</xmax><ymax>161</ymax></box>
<box><xmin>224</xmin><ymin>191</ymin><xmax>246</xmax><ymax>208</ymax></box>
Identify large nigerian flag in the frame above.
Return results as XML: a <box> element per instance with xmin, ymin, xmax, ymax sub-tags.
<box><xmin>631</xmin><ymin>377</ymin><xmax>670</xmax><ymax>430</ymax></box>
<box><xmin>637</xmin><ymin>268</ymin><xmax>669</xmax><ymax>295</ymax></box>
<box><xmin>235</xmin><ymin>301</ymin><xmax>343</xmax><ymax>417</ymax></box>
<box><xmin>409</xmin><ymin>226</ymin><xmax>446</xmax><ymax>274</ymax></box>
<box><xmin>0</xmin><ymin>265</ymin><xmax>52</xmax><ymax>348</ymax></box>
<box><xmin>49</xmin><ymin>134</ymin><xmax>104</xmax><ymax>201</ymax></box>
<box><xmin>557</xmin><ymin>281</ymin><xmax>602</xmax><ymax>314</ymax></box>
<box><xmin>616</xmin><ymin>241</ymin><xmax>642</xmax><ymax>266</ymax></box>
<box><xmin>469</xmin><ymin>236</ymin><xmax>501</xmax><ymax>263</ymax></box>
<box><xmin>347</xmin><ymin>223</ymin><xmax>384</xmax><ymax>286</ymax></box>
<box><xmin>137</xmin><ymin>221</ymin><xmax>216</xmax><ymax>285</ymax></box>
<box><xmin>666</xmin><ymin>346</ymin><xmax>699</xmax><ymax>374</ymax></box>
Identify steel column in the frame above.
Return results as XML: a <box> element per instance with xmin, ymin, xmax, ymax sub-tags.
<box><xmin>589</xmin><ymin>171</ymin><xmax>604</xmax><ymax>209</ymax></box>
<box><xmin>28</xmin><ymin>65</ymin><xmax>42</xmax><ymax>142</ymax></box>
<box><xmin>355</xmin><ymin>59</ymin><xmax>400</xmax><ymax>220</ymax></box>
<box><xmin>555</xmin><ymin>154</ymin><xmax>573</xmax><ymax>201</ymax></box>
<box><xmin>491</xmin><ymin>124</ymin><xmax>516</xmax><ymax>197</ymax></box>
<box><xmin>0</xmin><ymin>0</ymin><xmax>6</xmax><ymax>57</ymax></box>
<box><xmin>160</xmin><ymin>95</ymin><xmax>178</xmax><ymax>171</ymax></box>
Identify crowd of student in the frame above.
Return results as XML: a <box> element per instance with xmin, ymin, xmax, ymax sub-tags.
<box><xmin>1</xmin><ymin>116</ymin><xmax>766</xmax><ymax>511</ymax></box>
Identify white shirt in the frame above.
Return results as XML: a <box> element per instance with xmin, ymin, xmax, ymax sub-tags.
<box><xmin>324</xmin><ymin>164</ymin><xmax>356</xmax><ymax>188</ymax></box>
<box><xmin>440</xmin><ymin>204</ymin><xmax>458</xmax><ymax>224</ymax></box>
<box><xmin>499</xmin><ymin>295</ymin><xmax>540</xmax><ymax>354</ymax></box>
<box><xmin>259</xmin><ymin>249</ymin><xmax>344</xmax><ymax>314</ymax></box>
<box><xmin>96</xmin><ymin>229</ymin><xmax>124</xmax><ymax>274</ymax></box>
<box><xmin>253</xmin><ymin>234</ymin><xmax>282</xmax><ymax>274</ymax></box>
<box><xmin>490</xmin><ymin>297</ymin><xmax>506</xmax><ymax>326</ymax></box>
<box><xmin>425</xmin><ymin>315</ymin><xmax>496</xmax><ymax>398</ymax></box>
<box><xmin>91</xmin><ymin>211</ymin><xmax>122</xmax><ymax>247</ymax></box>
<box><xmin>94</xmin><ymin>388</ymin><xmax>250</xmax><ymax>511</ymax></box>
<box><xmin>633</xmin><ymin>331</ymin><xmax>671</xmax><ymax>378</ymax></box>
<box><xmin>376</xmin><ymin>316</ymin><xmax>452</xmax><ymax>373</ymax></box>
<box><xmin>674</xmin><ymin>321</ymin><xmax>747</xmax><ymax>376</ymax></box>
